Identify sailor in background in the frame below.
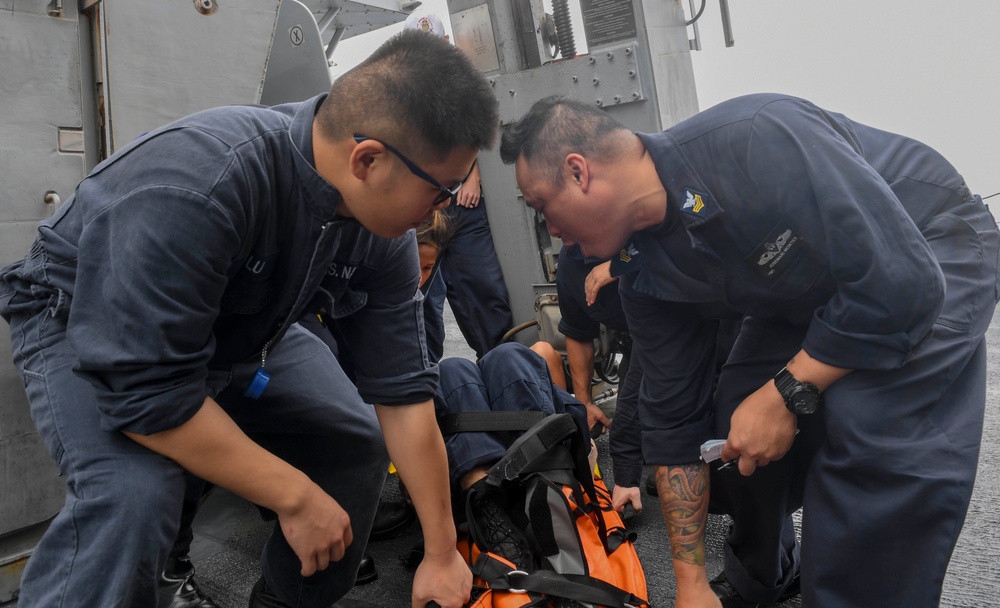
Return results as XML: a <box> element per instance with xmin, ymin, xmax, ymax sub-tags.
<box><xmin>404</xmin><ymin>11</ymin><xmax>515</xmax><ymax>362</ymax></box>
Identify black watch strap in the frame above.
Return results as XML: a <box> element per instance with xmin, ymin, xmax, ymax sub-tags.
<box><xmin>773</xmin><ymin>367</ymin><xmax>823</xmax><ymax>415</ymax></box>
<box><xmin>774</xmin><ymin>367</ymin><xmax>799</xmax><ymax>395</ymax></box>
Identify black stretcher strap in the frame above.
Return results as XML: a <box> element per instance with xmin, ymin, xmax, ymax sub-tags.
<box><xmin>473</xmin><ymin>552</ymin><xmax>646</xmax><ymax>608</ymax></box>
<box><xmin>438</xmin><ymin>411</ymin><xmax>548</xmax><ymax>436</ymax></box>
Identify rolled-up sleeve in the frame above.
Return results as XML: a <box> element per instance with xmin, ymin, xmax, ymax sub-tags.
<box><xmin>68</xmin><ymin>184</ymin><xmax>244</xmax><ymax>435</ymax></box>
<box><xmin>746</xmin><ymin>99</ymin><xmax>944</xmax><ymax>370</ymax></box>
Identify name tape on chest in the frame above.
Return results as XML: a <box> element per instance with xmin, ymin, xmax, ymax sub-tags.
<box><xmin>751</xmin><ymin>225</ymin><xmax>802</xmax><ymax>279</ymax></box>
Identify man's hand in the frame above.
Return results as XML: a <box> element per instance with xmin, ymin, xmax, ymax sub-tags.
<box><xmin>720</xmin><ymin>380</ymin><xmax>797</xmax><ymax>476</ymax></box>
<box><xmin>585</xmin><ymin>401</ymin><xmax>612</xmax><ymax>434</ymax></box>
<box><xmin>376</xmin><ymin>401</ymin><xmax>470</xmax><ymax>607</ymax></box>
<box><xmin>611</xmin><ymin>484</ymin><xmax>642</xmax><ymax>514</ymax></box>
<box><xmin>584</xmin><ymin>261</ymin><xmax>616</xmax><ymax>306</ymax></box>
<box><xmin>455</xmin><ymin>162</ymin><xmax>481</xmax><ymax>208</ymax></box>
<box><xmin>411</xmin><ymin>547</ymin><xmax>472</xmax><ymax>608</ymax></box>
<box><xmin>124</xmin><ymin>397</ymin><xmax>357</xmax><ymax>577</ymax></box>
<box><xmin>277</xmin><ymin>485</ymin><xmax>354</xmax><ymax>576</ymax></box>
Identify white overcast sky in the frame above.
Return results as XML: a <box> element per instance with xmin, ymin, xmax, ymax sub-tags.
<box><xmin>332</xmin><ymin>0</ymin><xmax>999</xmax><ymax>198</ymax></box>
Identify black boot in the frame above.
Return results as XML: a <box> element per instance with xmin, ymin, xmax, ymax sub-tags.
<box><xmin>645</xmin><ymin>474</ymin><xmax>658</xmax><ymax>497</ymax></box>
<box><xmin>159</xmin><ymin>555</ymin><xmax>220</xmax><ymax>608</ymax></box>
<box><xmin>467</xmin><ymin>479</ymin><xmax>532</xmax><ymax>571</ymax></box>
<box><xmin>369</xmin><ymin>500</ymin><xmax>416</xmax><ymax>540</ymax></box>
<box><xmin>354</xmin><ymin>553</ymin><xmax>378</xmax><ymax>585</ymax></box>
<box><xmin>248</xmin><ymin>577</ymin><xmax>290</xmax><ymax>608</ymax></box>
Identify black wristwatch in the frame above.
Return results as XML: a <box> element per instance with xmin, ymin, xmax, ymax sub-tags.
<box><xmin>773</xmin><ymin>367</ymin><xmax>823</xmax><ymax>415</ymax></box>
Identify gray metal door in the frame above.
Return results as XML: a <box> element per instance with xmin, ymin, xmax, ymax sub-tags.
<box><xmin>0</xmin><ymin>2</ymin><xmax>88</xmax><ymax>600</ymax></box>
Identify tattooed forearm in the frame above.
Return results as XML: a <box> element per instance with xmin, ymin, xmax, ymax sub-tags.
<box><xmin>656</xmin><ymin>462</ymin><xmax>710</xmax><ymax>565</ymax></box>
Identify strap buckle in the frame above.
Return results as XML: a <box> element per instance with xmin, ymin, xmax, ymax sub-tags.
<box><xmin>505</xmin><ymin>570</ymin><xmax>529</xmax><ymax>594</ymax></box>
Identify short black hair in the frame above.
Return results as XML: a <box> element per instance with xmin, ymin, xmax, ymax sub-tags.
<box><xmin>500</xmin><ymin>96</ymin><xmax>628</xmax><ymax>186</ymax></box>
<box><xmin>319</xmin><ymin>30</ymin><xmax>499</xmax><ymax>161</ymax></box>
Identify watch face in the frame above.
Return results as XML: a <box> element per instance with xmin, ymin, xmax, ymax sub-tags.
<box><xmin>790</xmin><ymin>389</ymin><xmax>820</xmax><ymax>415</ymax></box>
<box><xmin>774</xmin><ymin>368</ymin><xmax>822</xmax><ymax>415</ymax></box>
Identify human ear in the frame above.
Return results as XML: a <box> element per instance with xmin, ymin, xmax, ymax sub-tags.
<box><xmin>565</xmin><ymin>153</ymin><xmax>589</xmax><ymax>190</ymax></box>
<box><xmin>350</xmin><ymin>139</ymin><xmax>383</xmax><ymax>181</ymax></box>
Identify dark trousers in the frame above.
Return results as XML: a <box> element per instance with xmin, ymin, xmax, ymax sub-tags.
<box><xmin>424</xmin><ymin>198</ymin><xmax>513</xmax><ymax>361</ymax></box>
<box><xmin>11</xmin><ymin>317</ymin><xmax>388</xmax><ymax>608</ymax></box>
<box><xmin>434</xmin><ymin>342</ymin><xmax>585</xmax><ymax>486</ymax></box>
<box><xmin>711</xmin><ymin>198</ymin><xmax>999</xmax><ymax>607</ymax></box>
<box><xmin>170</xmin><ymin>473</ymin><xmax>211</xmax><ymax>560</ymax></box>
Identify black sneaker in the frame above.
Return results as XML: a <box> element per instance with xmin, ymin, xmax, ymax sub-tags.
<box><xmin>467</xmin><ymin>479</ymin><xmax>532</xmax><ymax>571</ymax></box>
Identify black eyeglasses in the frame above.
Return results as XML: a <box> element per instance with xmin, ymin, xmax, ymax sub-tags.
<box><xmin>354</xmin><ymin>135</ymin><xmax>475</xmax><ymax>206</ymax></box>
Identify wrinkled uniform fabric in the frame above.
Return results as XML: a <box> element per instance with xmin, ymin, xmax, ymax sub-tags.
<box><xmin>623</xmin><ymin>93</ymin><xmax>1000</xmax><ymax>606</ymax></box>
<box><xmin>0</xmin><ymin>95</ymin><xmax>435</xmax><ymax>607</ymax></box>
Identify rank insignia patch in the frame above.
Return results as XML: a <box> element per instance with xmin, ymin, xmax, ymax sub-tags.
<box><xmin>619</xmin><ymin>242</ymin><xmax>638</xmax><ymax>263</ymax></box>
<box><xmin>682</xmin><ymin>189</ymin><xmax>707</xmax><ymax>215</ymax></box>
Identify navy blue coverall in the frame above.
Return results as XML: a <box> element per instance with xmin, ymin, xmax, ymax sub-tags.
<box><xmin>622</xmin><ymin>94</ymin><xmax>999</xmax><ymax>606</ymax></box>
<box><xmin>0</xmin><ymin>95</ymin><xmax>434</xmax><ymax>607</ymax></box>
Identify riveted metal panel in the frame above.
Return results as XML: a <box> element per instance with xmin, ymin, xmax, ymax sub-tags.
<box><xmin>443</xmin><ymin>0</ymin><xmax>698</xmax><ymax>337</ymax></box>
<box><xmin>492</xmin><ymin>42</ymin><xmax>647</xmax><ymax>123</ymax></box>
